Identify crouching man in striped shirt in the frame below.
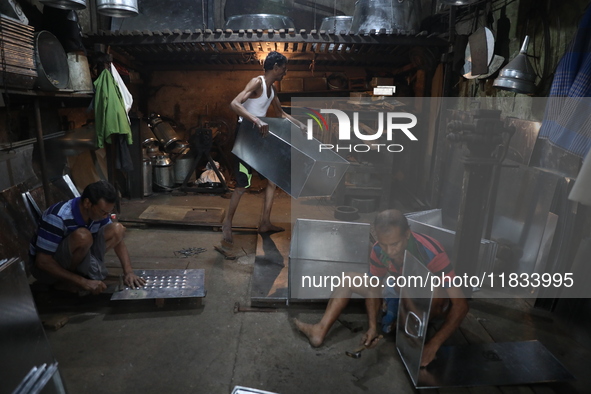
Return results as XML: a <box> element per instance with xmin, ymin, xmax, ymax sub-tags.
<box><xmin>29</xmin><ymin>180</ymin><xmax>145</xmax><ymax>294</ymax></box>
<box><xmin>294</xmin><ymin>209</ymin><xmax>469</xmax><ymax>367</ymax></box>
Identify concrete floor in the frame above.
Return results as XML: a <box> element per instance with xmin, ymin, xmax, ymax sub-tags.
<box><xmin>37</xmin><ymin>189</ymin><xmax>591</xmax><ymax>394</ymax></box>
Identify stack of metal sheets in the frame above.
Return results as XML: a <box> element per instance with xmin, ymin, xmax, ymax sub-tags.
<box><xmin>0</xmin><ymin>16</ymin><xmax>36</xmax><ymax>89</ymax></box>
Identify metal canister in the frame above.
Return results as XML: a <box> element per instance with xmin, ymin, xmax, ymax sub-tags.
<box><xmin>147</xmin><ymin>115</ymin><xmax>181</xmax><ymax>153</ymax></box>
<box><xmin>142</xmin><ymin>149</ymin><xmax>153</xmax><ymax>196</ymax></box>
<box><xmin>152</xmin><ymin>154</ymin><xmax>174</xmax><ymax>189</ymax></box>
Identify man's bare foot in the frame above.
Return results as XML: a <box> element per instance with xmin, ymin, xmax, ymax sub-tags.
<box><xmin>293</xmin><ymin>318</ymin><xmax>324</xmax><ymax>347</ymax></box>
<box><xmin>222</xmin><ymin>222</ymin><xmax>233</xmax><ymax>244</ymax></box>
<box><xmin>258</xmin><ymin>223</ymin><xmax>285</xmax><ymax>234</ymax></box>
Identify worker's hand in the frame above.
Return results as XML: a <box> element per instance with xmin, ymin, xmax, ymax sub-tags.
<box><xmin>124</xmin><ymin>272</ymin><xmax>146</xmax><ymax>289</ymax></box>
<box><xmin>254</xmin><ymin>118</ymin><xmax>269</xmax><ymax>136</ymax></box>
<box><xmin>420</xmin><ymin>340</ymin><xmax>439</xmax><ymax>367</ymax></box>
<box><xmin>84</xmin><ymin>279</ymin><xmax>107</xmax><ymax>295</ymax></box>
<box><xmin>361</xmin><ymin>327</ymin><xmax>381</xmax><ymax>348</ymax></box>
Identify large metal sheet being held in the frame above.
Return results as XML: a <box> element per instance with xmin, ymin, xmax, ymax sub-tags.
<box><xmin>111</xmin><ymin>269</ymin><xmax>205</xmax><ymax>300</ymax></box>
<box><xmin>232</xmin><ymin>117</ymin><xmax>349</xmax><ymax>198</ymax></box>
<box><xmin>289</xmin><ymin>219</ymin><xmax>370</xmax><ymax>300</ymax></box>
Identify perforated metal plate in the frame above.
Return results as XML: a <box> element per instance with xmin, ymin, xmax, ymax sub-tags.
<box><xmin>110</xmin><ymin>269</ymin><xmax>205</xmax><ymax>300</ymax></box>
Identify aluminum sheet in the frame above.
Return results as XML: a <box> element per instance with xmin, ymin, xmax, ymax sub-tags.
<box><xmin>405</xmin><ymin>209</ymin><xmax>498</xmax><ymax>278</ymax></box>
<box><xmin>396</xmin><ymin>251</ymin><xmax>434</xmax><ymax>387</ymax></box>
<box><xmin>416</xmin><ymin>340</ymin><xmax>574</xmax><ymax>388</ymax></box>
<box><xmin>232</xmin><ymin>117</ymin><xmax>349</xmax><ymax>198</ymax></box>
<box><xmin>289</xmin><ymin>219</ymin><xmax>370</xmax><ymax>300</ymax></box>
<box><xmin>490</xmin><ymin>165</ymin><xmax>560</xmax><ymax>275</ymax></box>
<box><xmin>0</xmin><ymin>258</ymin><xmax>66</xmax><ymax>394</ymax></box>
<box><xmin>110</xmin><ymin>269</ymin><xmax>205</xmax><ymax>300</ymax></box>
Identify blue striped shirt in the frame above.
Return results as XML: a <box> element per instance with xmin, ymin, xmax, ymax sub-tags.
<box><xmin>29</xmin><ymin>197</ymin><xmax>111</xmax><ymax>257</ymax></box>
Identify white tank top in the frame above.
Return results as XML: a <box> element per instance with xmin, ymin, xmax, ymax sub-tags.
<box><xmin>240</xmin><ymin>75</ymin><xmax>274</xmax><ymax>121</ymax></box>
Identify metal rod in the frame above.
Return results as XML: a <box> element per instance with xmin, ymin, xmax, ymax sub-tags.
<box><xmin>33</xmin><ymin>98</ymin><xmax>50</xmax><ymax>205</ymax></box>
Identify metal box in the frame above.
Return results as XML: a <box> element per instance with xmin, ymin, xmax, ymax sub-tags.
<box><xmin>289</xmin><ymin>219</ymin><xmax>370</xmax><ymax>300</ymax></box>
<box><xmin>232</xmin><ymin>117</ymin><xmax>349</xmax><ymax>198</ymax></box>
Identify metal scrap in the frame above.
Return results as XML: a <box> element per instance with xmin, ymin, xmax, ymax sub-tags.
<box><xmin>174</xmin><ymin>247</ymin><xmax>207</xmax><ymax>258</ymax></box>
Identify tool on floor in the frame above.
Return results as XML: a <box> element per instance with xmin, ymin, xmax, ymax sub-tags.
<box><xmin>337</xmin><ymin>318</ymin><xmax>363</xmax><ymax>333</ymax></box>
<box><xmin>174</xmin><ymin>247</ymin><xmax>207</xmax><ymax>258</ymax></box>
<box><xmin>345</xmin><ymin>335</ymin><xmax>383</xmax><ymax>359</ymax></box>
<box><xmin>233</xmin><ymin>301</ymin><xmax>277</xmax><ymax>313</ymax></box>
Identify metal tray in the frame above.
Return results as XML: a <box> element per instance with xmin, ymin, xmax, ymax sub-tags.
<box><xmin>232</xmin><ymin>117</ymin><xmax>349</xmax><ymax>198</ymax></box>
<box><xmin>110</xmin><ymin>269</ymin><xmax>205</xmax><ymax>300</ymax></box>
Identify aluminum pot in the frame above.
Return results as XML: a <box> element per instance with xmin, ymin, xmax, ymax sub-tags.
<box><xmin>96</xmin><ymin>0</ymin><xmax>139</xmax><ymax>18</ymax></box>
<box><xmin>34</xmin><ymin>31</ymin><xmax>70</xmax><ymax>91</ymax></box>
<box><xmin>152</xmin><ymin>154</ymin><xmax>174</xmax><ymax>189</ymax></box>
<box><xmin>351</xmin><ymin>0</ymin><xmax>421</xmax><ymax>34</ymax></box>
<box><xmin>224</xmin><ymin>14</ymin><xmax>295</xmax><ymax>30</ymax></box>
<box><xmin>39</xmin><ymin>0</ymin><xmax>86</xmax><ymax>10</ymax></box>
<box><xmin>320</xmin><ymin>16</ymin><xmax>353</xmax><ymax>32</ymax></box>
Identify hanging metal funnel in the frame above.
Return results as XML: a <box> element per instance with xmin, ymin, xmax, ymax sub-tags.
<box><xmin>493</xmin><ymin>36</ymin><xmax>537</xmax><ymax>95</ymax></box>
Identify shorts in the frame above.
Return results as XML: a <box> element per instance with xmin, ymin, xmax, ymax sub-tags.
<box><xmin>233</xmin><ymin>121</ymin><xmax>266</xmax><ymax>188</ymax></box>
<box><xmin>31</xmin><ymin>226</ymin><xmax>109</xmax><ymax>284</ymax></box>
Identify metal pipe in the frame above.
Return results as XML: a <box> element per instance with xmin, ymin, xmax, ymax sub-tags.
<box><xmin>33</xmin><ymin>98</ymin><xmax>51</xmax><ymax>205</ymax></box>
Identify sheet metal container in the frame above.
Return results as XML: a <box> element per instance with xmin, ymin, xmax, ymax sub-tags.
<box><xmin>405</xmin><ymin>209</ymin><xmax>498</xmax><ymax>279</ymax></box>
<box><xmin>351</xmin><ymin>0</ymin><xmax>421</xmax><ymax>34</ymax></box>
<box><xmin>289</xmin><ymin>219</ymin><xmax>370</xmax><ymax>300</ymax></box>
<box><xmin>232</xmin><ymin>117</ymin><xmax>349</xmax><ymax>198</ymax></box>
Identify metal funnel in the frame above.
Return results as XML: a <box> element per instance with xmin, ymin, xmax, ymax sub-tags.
<box><xmin>493</xmin><ymin>36</ymin><xmax>537</xmax><ymax>95</ymax></box>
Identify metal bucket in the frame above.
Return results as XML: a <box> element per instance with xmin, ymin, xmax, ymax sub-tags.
<box><xmin>34</xmin><ymin>31</ymin><xmax>70</xmax><ymax>91</ymax></box>
<box><xmin>152</xmin><ymin>154</ymin><xmax>174</xmax><ymax>189</ymax></box>
<box><xmin>320</xmin><ymin>16</ymin><xmax>353</xmax><ymax>32</ymax></box>
<box><xmin>39</xmin><ymin>0</ymin><xmax>86</xmax><ymax>10</ymax></box>
<box><xmin>351</xmin><ymin>0</ymin><xmax>421</xmax><ymax>34</ymax></box>
<box><xmin>174</xmin><ymin>151</ymin><xmax>196</xmax><ymax>184</ymax></box>
<box><xmin>96</xmin><ymin>0</ymin><xmax>139</xmax><ymax>17</ymax></box>
<box><xmin>67</xmin><ymin>52</ymin><xmax>93</xmax><ymax>92</ymax></box>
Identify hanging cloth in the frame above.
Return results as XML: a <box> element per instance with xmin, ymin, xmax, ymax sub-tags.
<box><xmin>110</xmin><ymin>63</ymin><xmax>133</xmax><ymax>124</ymax></box>
<box><xmin>94</xmin><ymin>68</ymin><xmax>133</xmax><ymax>149</ymax></box>
<box><xmin>538</xmin><ymin>5</ymin><xmax>591</xmax><ymax>158</ymax></box>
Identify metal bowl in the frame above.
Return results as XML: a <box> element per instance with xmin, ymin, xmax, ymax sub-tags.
<box><xmin>39</xmin><ymin>0</ymin><xmax>86</xmax><ymax>10</ymax></box>
<box><xmin>320</xmin><ymin>16</ymin><xmax>353</xmax><ymax>32</ymax></box>
<box><xmin>34</xmin><ymin>31</ymin><xmax>69</xmax><ymax>91</ymax></box>
<box><xmin>224</xmin><ymin>14</ymin><xmax>295</xmax><ymax>30</ymax></box>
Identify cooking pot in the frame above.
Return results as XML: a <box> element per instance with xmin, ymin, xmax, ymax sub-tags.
<box><xmin>224</xmin><ymin>14</ymin><xmax>295</xmax><ymax>30</ymax></box>
<box><xmin>96</xmin><ymin>0</ymin><xmax>139</xmax><ymax>18</ymax></box>
<box><xmin>351</xmin><ymin>0</ymin><xmax>421</xmax><ymax>34</ymax></box>
<box><xmin>320</xmin><ymin>16</ymin><xmax>353</xmax><ymax>32</ymax></box>
<box><xmin>34</xmin><ymin>31</ymin><xmax>70</xmax><ymax>91</ymax></box>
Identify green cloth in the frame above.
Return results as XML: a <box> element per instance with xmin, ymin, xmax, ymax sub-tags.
<box><xmin>93</xmin><ymin>69</ymin><xmax>132</xmax><ymax>148</ymax></box>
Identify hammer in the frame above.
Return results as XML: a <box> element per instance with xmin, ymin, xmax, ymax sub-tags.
<box><xmin>345</xmin><ymin>335</ymin><xmax>383</xmax><ymax>359</ymax></box>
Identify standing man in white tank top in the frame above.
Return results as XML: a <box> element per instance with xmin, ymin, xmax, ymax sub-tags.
<box><xmin>223</xmin><ymin>51</ymin><xmax>305</xmax><ymax>244</ymax></box>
